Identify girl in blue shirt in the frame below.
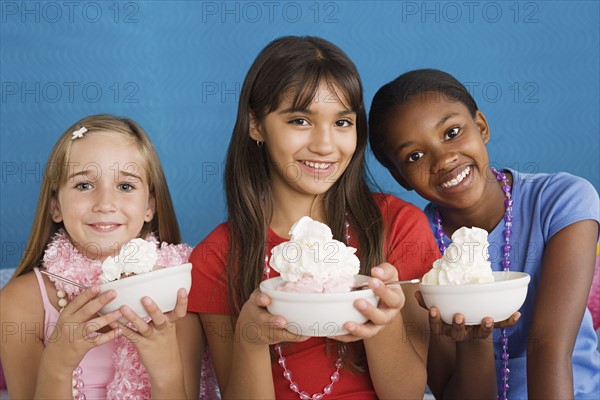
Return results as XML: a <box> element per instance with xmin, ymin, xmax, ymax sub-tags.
<box><xmin>368</xmin><ymin>69</ymin><xmax>599</xmax><ymax>399</ymax></box>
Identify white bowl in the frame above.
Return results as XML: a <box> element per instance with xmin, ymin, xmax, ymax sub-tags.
<box><xmin>259</xmin><ymin>275</ymin><xmax>379</xmax><ymax>337</ymax></box>
<box><xmin>99</xmin><ymin>263</ymin><xmax>192</xmax><ymax>321</ymax></box>
<box><xmin>419</xmin><ymin>271</ymin><xmax>530</xmax><ymax>325</ymax></box>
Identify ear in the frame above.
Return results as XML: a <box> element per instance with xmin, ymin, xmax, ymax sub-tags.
<box><xmin>248</xmin><ymin>112</ymin><xmax>265</xmax><ymax>142</ymax></box>
<box><xmin>390</xmin><ymin>168</ymin><xmax>414</xmax><ymax>191</ymax></box>
<box><xmin>474</xmin><ymin>110</ymin><xmax>491</xmax><ymax>144</ymax></box>
<box><xmin>145</xmin><ymin>194</ymin><xmax>156</xmax><ymax>222</ymax></box>
<box><xmin>50</xmin><ymin>196</ymin><xmax>63</xmax><ymax>223</ymax></box>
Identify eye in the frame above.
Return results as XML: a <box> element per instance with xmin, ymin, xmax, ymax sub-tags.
<box><xmin>407</xmin><ymin>151</ymin><xmax>424</xmax><ymax>163</ymax></box>
<box><xmin>75</xmin><ymin>182</ymin><xmax>92</xmax><ymax>191</ymax></box>
<box><xmin>289</xmin><ymin>118</ymin><xmax>309</xmax><ymax>126</ymax></box>
<box><xmin>118</xmin><ymin>183</ymin><xmax>134</xmax><ymax>192</ymax></box>
<box><xmin>445</xmin><ymin>127</ymin><xmax>460</xmax><ymax>140</ymax></box>
<box><xmin>335</xmin><ymin>119</ymin><xmax>353</xmax><ymax>127</ymax></box>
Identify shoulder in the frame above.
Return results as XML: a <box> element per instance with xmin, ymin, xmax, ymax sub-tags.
<box><xmin>513</xmin><ymin>169</ymin><xmax>597</xmax><ymax>197</ymax></box>
<box><xmin>372</xmin><ymin>192</ymin><xmax>424</xmax><ymax>217</ymax></box>
<box><xmin>513</xmin><ymin>169</ymin><xmax>599</xmax><ymax>209</ymax></box>
<box><xmin>0</xmin><ymin>272</ymin><xmax>44</xmax><ymax>326</ymax></box>
<box><xmin>189</xmin><ymin>222</ymin><xmax>230</xmax><ymax>264</ymax></box>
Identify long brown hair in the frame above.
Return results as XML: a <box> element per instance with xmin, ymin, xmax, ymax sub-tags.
<box><xmin>225</xmin><ymin>37</ymin><xmax>385</xmax><ymax>366</ymax></box>
<box><xmin>12</xmin><ymin>114</ymin><xmax>181</xmax><ymax>278</ymax></box>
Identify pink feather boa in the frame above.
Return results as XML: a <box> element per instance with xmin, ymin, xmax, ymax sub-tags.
<box><xmin>43</xmin><ymin>230</ymin><xmax>192</xmax><ymax>399</ymax></box>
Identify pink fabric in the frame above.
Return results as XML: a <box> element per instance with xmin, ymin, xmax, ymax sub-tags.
<box><xmin>33</xmin><ymin>268</ymin><xmax>116</xmax><ymax>399</ymax></box>
<box><xmin>588</xmin><ymin>246</ymin><xmax>600</xmax><ymax>331</ymax></box>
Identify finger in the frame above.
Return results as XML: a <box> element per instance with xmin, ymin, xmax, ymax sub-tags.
<box><xmin>414</xmin><ymin>291</ymin><xmax>428</xmax><ymax>310</ymax></box>
<box><xmin>119</xmin><ymin>305</ymin><xmax>152</xmax><ymax>336</ymax></box>
<box><xmin>84</xmin><ymin>309</ymin><xmax>123</xmax><ymax>335</ymax></box>
<box><xmin>352</xmin><ymin>297</ymin><xmax>390</xmax><ymax>327</ymax></box>
<box><xmin>371</xmin><ymin>263</ymin><xmax>399</xmax><ymax>281</ymax></box>
<box><xmin>140</xmin><ymin>296</ymin><xmax>167</xmax><ymax>327</ymax></box>
<box><xmin>449</xmin><ymin>314</ymin><xmax>468</xmax><ymax>341</ymax></box>
<box><xmin>61</xmin><ymin>285</ymin><xmax>103</xmax><ymax>317</ymax></box>
<box><xmin>340</xmin><ymin>320</ymin><xmax>380</xmax><ymax>340</ymax></box>
<box><xmin>474</xmin><ymin>317</ymin><xmax>494</xmax><ymax>339</ymax></box>
<box><xmin>83</xmin><ymin>327</ymin><xmax>124</xmax><ymax>347</ymax></box>
<box><xmin>428</xmin><ymin>307</ymin><xmax>444</xmax><ymax>336</ymax></box>
<box><xmin>168</xmin><ymin>288</ymin><xmax>188</xmax><ymax>321</ymax></box>
<box><xmin>254</xmin><ymin>292</ymin><xmax>272</xmax><ymax>308</ymax></box>
<box><xmin>71</xmin><ymin>288</ymin><xmax>117</xmax><ymax>320</ymax></box>
<box><xmin>495</xmin><ymin>311</ymin><xmax>521</xmax><ymax>328</ymax></box>
<box><xmin>369</xmin><ymin>278</ymin><xmax>403</xmax><ymax>311</ymax></box>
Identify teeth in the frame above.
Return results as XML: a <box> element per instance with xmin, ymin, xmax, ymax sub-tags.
<box><xmin>441</xmin><ymin>166</ymin><xmax>471</xmax><ymax>188</ymax></box>
<box><xmin>95</xmin><ymin>225</ymin><xmax>116</xmax><ymax>230</ymax></box>
<box><xmin>302</xmin><ymin>161</ymin><xmax>332</xmax><ymax>170</ymax></box>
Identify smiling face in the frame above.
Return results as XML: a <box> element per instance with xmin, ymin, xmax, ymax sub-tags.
<box><xmin>250</xmin><ymin>82</ymin><xmax>358</xmax><ymax>202</ymax></box>
<box><xmin>382</xmin><ymin>91</ymin><xmax>495</xmax><ymax>211</ymax></box>
<box><xmin>51</xmin><ymin>131</ymin><xmax>155</xmax><ymax>260</ymax></box>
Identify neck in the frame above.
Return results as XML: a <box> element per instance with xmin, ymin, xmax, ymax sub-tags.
<box><xmin>438</xmin><ymin>170</ymin><xmax>512</xmax><ymax>235</ymax></box>
<box><xmin>270</xmin><ymin>189</ymin><xmax>325</xmax><ymax>238</ymax></box>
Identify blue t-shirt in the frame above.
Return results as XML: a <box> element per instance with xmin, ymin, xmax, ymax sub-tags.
<box><xmin>424</xmin><ymin>169</ymin><xmax>600</xmax><ymax>399</ymax></box>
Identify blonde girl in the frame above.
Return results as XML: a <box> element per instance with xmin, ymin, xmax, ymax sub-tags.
<box><xmin>0</xmin><ymin>114</ymin><xmax>202</xmax><ymax>399</ymax></box>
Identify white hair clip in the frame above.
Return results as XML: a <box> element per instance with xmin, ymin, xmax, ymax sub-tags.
<box><xmin>72</xmin><ymin>125</ymin><xmax>88</xmax><ymax>140</ymax></box>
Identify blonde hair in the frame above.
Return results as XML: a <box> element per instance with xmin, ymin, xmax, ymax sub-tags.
<box><xmin>12</xmin><ymin>114</ymin><xmax>181</xmax><ymax>278</ymax></box>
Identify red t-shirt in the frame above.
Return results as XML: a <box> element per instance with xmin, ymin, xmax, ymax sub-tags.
<box><xmin>188</xmin><ymin>194</ymin><xmax>439</xmax><ymax>399</ymax></box>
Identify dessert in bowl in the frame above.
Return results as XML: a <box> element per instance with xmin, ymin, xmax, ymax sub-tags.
<box><xmin>97</xmin><ymin>238</ymin><xmax>192</xmax><ymax>320</ymax></box>
<box><xmin>99</xmin><ymin>263</ymin><xmax>192</xmax><ymax>320</ymax></box>
<box><xmin>260</xmin><ymin>216</ymin><xmax>380</xmax><ymax>337</ymax></box>
<box><xmin>419</xmin><ymin>227</ymin><xmax>530</xmax><ymax>325</ymax></box>
<box><xmin>260</xmin><ymin>274</ymin><xmax>379</xmax><ymax>337</ymax></box>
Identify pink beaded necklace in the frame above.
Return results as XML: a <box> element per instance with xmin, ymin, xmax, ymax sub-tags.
<box><xmin>262</xmin><ymin>220</ymin><xmax>351</xmax><ymax>399</ymax></box>
<box><xmin>435</xmin><ymin>167</ymin><xmax>513</xmax><ymax>400</ymax></box>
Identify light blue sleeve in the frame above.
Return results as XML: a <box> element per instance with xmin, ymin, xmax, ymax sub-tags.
<box><xmin>539</xmin><ymin>173</ymin><xmax>600</xmax><ymax>240</ymax></box>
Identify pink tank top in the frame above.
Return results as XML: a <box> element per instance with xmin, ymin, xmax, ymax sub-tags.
<box><xmin>34</xmin><ymin>268</ymin><xmax>116</xmax><ymax>399</ymax></box>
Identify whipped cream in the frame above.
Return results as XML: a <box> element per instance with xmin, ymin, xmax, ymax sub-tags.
<box><xmin>422</xmin><ymin>226</ymin><xmax>494</xmax><ymax>285</ymax></box>
<box><xmin>270</xmin><ymin>216</ymin><xmax>360</xmax><ymax>293</ymax></box>
<box><xmin>100</xmin><ymin>238</ymin><xmax>159</xmax><ymax>283</ymax></box>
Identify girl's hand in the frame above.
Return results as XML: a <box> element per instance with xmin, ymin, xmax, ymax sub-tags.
<box><xmin>117</xmin><ymin>288</ymin><xmax>189</xmax><ymax>374</ymax></box>
<box><xmin>335</xmin><ymin>263</ymin><xmax>405</xmax><ymax>342</ymax></box>
<box><xmin>44</xmin><ymin>285</ymin><xmax>124</xmax><ymax>370</ymax></box>
<box><xmin>415</xmin><ymin>290</ymin><xmax>521</xmax><ymax>341</ymax></box>
<box><xmin>236</xmin><ymin>289</ymin><xmax>310</xmax><ymax>346</ymax></box>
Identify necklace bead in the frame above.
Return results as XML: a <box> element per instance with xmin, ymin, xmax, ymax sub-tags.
<box><xmin>265</xmin><ymin>221</ymin><xmax>351</xmax><ymax>399</ymax></box>
<box><xmin>435</xmin><ymin>167</ymin><xmax>513</xmax><ymax>400</ymax></box>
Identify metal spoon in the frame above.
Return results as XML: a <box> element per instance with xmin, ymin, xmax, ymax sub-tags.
<box><xmin>351</xmin><ymin>278</ymin><xmax>420</xmax><ymax>291</ymax></box>
<box><xmin>40</xmin><ymin>270</ymin><xmax>89</xmax><ymax>290</ymax></box>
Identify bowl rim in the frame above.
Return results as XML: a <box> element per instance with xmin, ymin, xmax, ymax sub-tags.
<box><xmin>259</xmin><ymin>275</ymin><xmax>377</xmax><ymax>302</ymax></box>
<box><xmin>98</xmin><ymin>262</ymin><xmax>192</xmax><ymax>290</ymax></box>
<box><xmin>419</xmin><ymin>271</ymin><xmax>530</xmax><ymax>292</ymax></box>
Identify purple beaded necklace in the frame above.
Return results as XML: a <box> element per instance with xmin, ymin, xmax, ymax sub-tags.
<box><xmin>262</xmin><ymin>220</ymin><xmax>351</xmax><ymax>400</ymax></box>
<box><xmin>435</xmin><ymin>167</ymin><xmax>513</xmax><ymax>400</ymax></box>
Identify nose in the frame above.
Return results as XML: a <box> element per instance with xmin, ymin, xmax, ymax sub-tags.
<box><xmin>432</xmin><ymin>150</ymin><xmax>459</xmax><ymax>174</ymax></box>
<box><xmin>308</xmin><ymin>125</ymin><xmax>334</xmax><ymax>155</ymax></box>
<box><xmin>92</xmin><ymin>186</ymin><xmax>117</xmax><ymax>213</ymax></box>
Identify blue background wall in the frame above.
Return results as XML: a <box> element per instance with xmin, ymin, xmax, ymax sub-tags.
<box><xmin>1</xmin><ymin>0</ymin><xmax>599</xmax><ymax>272</ymax></box>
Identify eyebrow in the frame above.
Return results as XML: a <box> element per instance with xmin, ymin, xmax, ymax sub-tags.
<box><xmin>278</xmin><ymin>107</ymin><xmax>355</xmax><ymax>116</ymax></box>
<box><xmin>435</xmin><ymin>113</ymin><xmax>460</xmax><ymax>129</ymax></box>
<box><xmin>67</xmin><ymin>169</ymin><xmax>143</xmax><ymax>181</ymax></box>
<box><xmin>393</xmin><ymin>113</ymin><xmax>462</xmax><ymax>154</ymax></box>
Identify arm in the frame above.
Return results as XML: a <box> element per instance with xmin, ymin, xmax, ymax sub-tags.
<box><xmin>365</xmin><ymin>280</ymin><xmax>429</xmax><ymax>399</ymax></box>
<box><xmin>177</xmin><ymin>313</ymin><xmax>203</xmax><ymax>399</ymax></box>
<box><xmin>0</xmin><ymin>273</ymin><xmax>122</xmax><ymax>399</ymax></box>
<box><xmin>527</xmin><ymin>219</ymin><xmax>598</xmax><ymax>399</ymax></box>
<box><xmin>335</xmin><ymin>264</ymin><xmax>428</xmax><ymax>399</ymax></box>
<box><xmin>200</xmin><ymin>292</ymin><xmax>308</xmax><ymax>400</ymax></box>
<box><xmin>424</xmin><ymin>302</ymin><xmax>518</xmax><ymax>399</ymax></box>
